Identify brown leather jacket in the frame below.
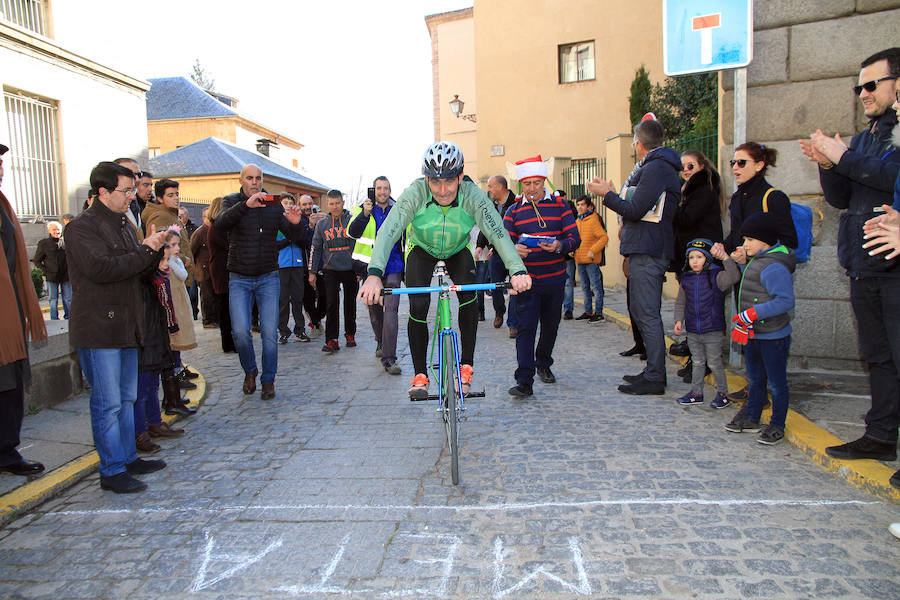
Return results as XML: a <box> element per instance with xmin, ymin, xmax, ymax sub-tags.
<box><xmin>64</xmin><ymin>200</ymin><xmax>162</xmax><ymax>348</ymax></box>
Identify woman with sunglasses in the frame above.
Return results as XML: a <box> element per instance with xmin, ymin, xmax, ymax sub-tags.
<box><xmin>673</xmin><ymin>150</ymin><xmax>725</xmax><ymax>274</ymax></box>
<box><xmin>669</xmin><ymin>150</ymin><xmax>726</xmax><ymax>366</ymax></box>
<box><xmin>723</xmin><ymin>143</ymin><xmax>797</xmax><ymax>258</ymax></box>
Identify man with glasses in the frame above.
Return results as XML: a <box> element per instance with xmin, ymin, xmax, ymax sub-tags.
<box><xmin>799</xmin><ymin>47</ymin><xmax>900</xmax><ymax>463</ymax></box>
<box><xmin>589</xmin><ymin>118</ymin><xmax>682</xmax><ymax>395</ymax></box>
<box><xmin>114</xmin><ymin>158</ymin><xmax>153</xmax><ymax>239</ymax></box>
<box><xmin>65</xmin><ymin>161</ymin><xmax>169</xmax><ymax>493</ymax></box>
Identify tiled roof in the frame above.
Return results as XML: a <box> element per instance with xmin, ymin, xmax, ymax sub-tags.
<box><xmin>149</xmin><ymin>137</ymin><xmax>329</xmax><ymax>191</ymax></box>
<box><xmin>146</xmin><ymin>77</ymin><xmax>238</xmax><ymax>120</ymax></box>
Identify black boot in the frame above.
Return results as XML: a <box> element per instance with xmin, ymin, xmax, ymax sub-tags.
<box><xmin>163</xmin><ymin>374</ymin><xmax>196</xmax><ymax>416</ymax></box>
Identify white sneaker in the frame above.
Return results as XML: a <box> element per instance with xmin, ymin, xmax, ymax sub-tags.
<box><xmin>890</xmin><ymin>523</ymin><xmax>900</xmax><ymax>540</ymax></box>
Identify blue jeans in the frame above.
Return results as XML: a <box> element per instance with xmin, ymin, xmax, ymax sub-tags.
<box><xmin>76</xmin><ymin>347</ymin><xmax>138</xmax><ymax>477</ymax></box>
<box><xmin>134</xmin><ymin>371</ymin><xmax>162</xmax><ymax>435</ymax></box>
<box><xmin>577</xmin><ymin>262</ymin><xmax>604</xmax><ymax>314</ymax></box>
<box><xmin>47</xmin><ymin>280</ymin><xmax>71</xmax><ymax>320</ymax></box>
<box><xmin>744</xmin><ymin>335</ymin><xmax>791</xmax><ymax>430</ymax></box>
<box><xmin>514</xmin><ymin>284</ymin><xmax>564</xmax><ymax>386</ymax></box>
<box><xmin>229</xmin><ymin>271</ymin><xmax>280</xmax><ymax>384</ymax></box>
<box><xmin>563</xmin><ymin>260</ymin><xmax>575</xmax><ymax>312</ymax></box>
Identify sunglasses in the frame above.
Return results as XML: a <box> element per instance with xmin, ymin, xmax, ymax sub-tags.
<box><xmin>729</xmin><ymin>159</ymin><xmax>750</xmax><ymax>168</ymax></box>
<box><xmin>683</xmin><ymin>162</ymin><xmax>697</xmax><ymax>171</ymax></box>
<box><xmin>853</xmin><ymin>75</ymin><xmax>898</xmax><ymax>96</ymax></box>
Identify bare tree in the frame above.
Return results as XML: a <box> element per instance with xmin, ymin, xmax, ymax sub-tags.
<box><xmin>190</xmin><ymin>59</ymin><xmax>215</xmax><ymax>91</ymax></box>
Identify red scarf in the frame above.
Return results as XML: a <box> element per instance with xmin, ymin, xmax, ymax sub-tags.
<box><xmin>0</xmin><ymin>191</ymin><xmax>47</xmax><ymax>364</ymax></box>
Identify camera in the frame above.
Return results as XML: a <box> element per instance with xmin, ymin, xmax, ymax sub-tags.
<box><xmin>311</xmin><ymin>205</ymin><xmax>320</xmax><ymax>213</ymax></box>
<box><xmin>263</xmin><ymin>194</ymin><xmax>279</xmax><ymax>203</ymax></box>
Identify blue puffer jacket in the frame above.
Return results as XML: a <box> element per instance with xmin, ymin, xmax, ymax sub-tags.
<box><xmin>277</xmin><ymin>231</ymin><xmax>304</xmax><ymax>269</ymax></box>
<box><xmin>819</xmin><ymin>109</ymin><xmax>899</xmax><ymax>278</ymax></box>
<box><xmin>602</xmin><ymin>146</ymin><xmax>682</xmax><ymax>260</ymax></box>
<box><xmin>682</xmin><ymin>265</ymin><xmax>727</xmax><ymax>334</ymax></box>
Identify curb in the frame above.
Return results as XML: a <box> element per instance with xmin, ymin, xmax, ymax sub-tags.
<box><xmin>599</xmin><ymin>304</ymin><xmax>900</xmax><ymax>502</ymax></box>
<box><xmin>0</xmin><ymin>369</ymin><xmax>206</xmax><ymax>526</ymax></box>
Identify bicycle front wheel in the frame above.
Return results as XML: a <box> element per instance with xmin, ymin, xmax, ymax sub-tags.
<box><xmin>442</xmin><ymin>333</ymin><xmax>459</xmax><ymax>485</ymax></box>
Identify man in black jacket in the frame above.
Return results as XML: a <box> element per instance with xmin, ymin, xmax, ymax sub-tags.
<box><xmin>800</xmin><ymin>48</ymin><xmax>900</xmax><ymax>463</ymax></box>
<box><xmin>215</xmin><ymin>164</ymin><xmax>307</xmax><ymax>400</ymax></box>
<box><xmin>478</xmin><ymin>175</ymin><xmax>519</xmax><ymax>332</ymax></box>
<box><xmin>66</xmin><ymin>161</ymin><xmax>168</xmax><ymax>493</ymax></box>
<box><xmin>590</xmin><ymin>118</ymin><xmax>681</xmax><ymax>395</ymax></box>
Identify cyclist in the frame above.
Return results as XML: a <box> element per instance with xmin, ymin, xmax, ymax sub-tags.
<box><xmin>358</xmin><ymin>141</ymin><xmax>532</xmax><ymax>398</ymax></box>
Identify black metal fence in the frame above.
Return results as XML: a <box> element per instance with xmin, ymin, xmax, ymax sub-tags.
<box><xmin>560</xmin><ymin>158</ymin><xmax>606</xmax><ymax>200</ymax></box>
<box><xmin>665</xmin><ymin>132</ymin><xmax>718</xmax><ymax>168</ymax></box>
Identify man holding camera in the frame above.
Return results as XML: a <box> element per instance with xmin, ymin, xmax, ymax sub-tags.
<box><xmin>299</xmin><ymin>194</ymin><xmax>326</xmax><ymax>337</ymax></box>
<box><xmin>349</xmin><ymin>176</ymin><xmax>404</xmax><ymax>374</ymax></box>
<box><xmin>215</xmin><ymin>164</ymin><xmax>308</xmax><ymax>400</ymax></box>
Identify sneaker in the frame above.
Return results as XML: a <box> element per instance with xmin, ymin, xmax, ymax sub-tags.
<box><xmin>322</xmin><ymin>339</ymin><xmax>340</xmax><ymax>354</ymax></box>
<box><xmin>375</xmin><ymin>344</ymin><xmax>382</xmax><ymax>358</ymax></box>
<box><xmin>710</xmin><ymin>392</ymin><xmax>731</xmax><ymax>409</ymax></box>
<box><xmin>825</xmin><ymin>436</ymin><xmax>897</xmax><ymax>461</ymax></box>
<box><xmin>588</xmin><ymin>314</ymin><xmax>604</xmax><ymax>324</ymax></box>
<box><xmin>383</xmin><ymin>360</ymin><xmax>401</xmax><ymax>375</ymax></box>
<box><xmin>296</xmin><ymin>332</ymin><xmax>310</xmax><ymax>343</ymax></box>
<box><xmin>575</xmin><ymin>312</ymin><xmax>592</xmax><ymax>320</ymax></box>
<box><xmin>177</xmin><ymin>370</ymin><xmax>198</xmax><ymax>390</ymax></box>
<box><xmin>724</xmin><ymin>407</ymin><xmax>761</xmax><ymax>433</ymax></box>
<box><xmin>408</xmin><ymin>373</ymin><xmax>429</xmax><ymax>399</ymax></box>
<box><xmin>757</xmin><ymin>424</ymin><xmax>785</xmax><ymax>445</ymax></box>
<box><xmin>508</xmin><ymin>382</ymin><xmax>533</xmax><ymax>397</ymax></box>
<box><xmin>563</xmin><ymin>310</ymin><xmax>573</xmax><ymax>320</ymax></box>
<box><xmin>677</xmin><ymin>391</ymin><xmax>704</xmax><ymax>405</ymax></box>
<box><xmin>308</xmin><ymin>323</ymin><xmax>323</xmax><ymax>338</ymax></box>
<box><xmin>345</xmin><ymin>334</ymin><xmax>357</xmax><ymax>347</ymax></box>
<box><xmin>181</xmin><ymin>366</ymin><xmax>200</xmax><ymax>380</ymax></box>
<box><xmin>459</xmin><ymin>364</ymin><xmax>473</xmax><ymax>396</ymax></box>
<box><xmin>278</xmin><ymin>334</ymin><xmax>289</xmax><ymax>344</ymax></box>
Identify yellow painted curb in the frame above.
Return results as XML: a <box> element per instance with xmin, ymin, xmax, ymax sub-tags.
<box><xmin>0</xmin><ymin>370</ymin><xmax>207</xmax><ymax>526</ymax></box>
<box><xmin>598</xmin><ymin>302</ymin><xmax>900</xmax><ymax>501</ymax></box>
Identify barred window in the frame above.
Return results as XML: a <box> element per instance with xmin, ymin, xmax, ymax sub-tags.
<box><xmin>4</xmin><ymin>89</ymin><xmax>62</xmax><ymax>218</ymax></box>
<box><xmin>0</xmin><ymin>0</ymin><xmax>47</xmax><ymax>35</ymax></box>
<box><xmin>559</xmin><ymin>41</ymin><xmax>595</xmax><ymax>83</ymax></box>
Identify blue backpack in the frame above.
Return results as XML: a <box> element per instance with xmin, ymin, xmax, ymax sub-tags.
<box><xmin>763</xmin><ymin>188</ymin><xmax>814</xmax><ymax>263</ymax></box>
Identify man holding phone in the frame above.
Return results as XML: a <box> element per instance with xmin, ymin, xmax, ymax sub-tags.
<box><xmin>349</xmin><ymin>176</ymin><xmax>403</xmax><ymax>374</ymax></box>
<box><xmin>215</xmin><ymin>164</ymin><xmax>308</xmax><ymax>400</ymax></box>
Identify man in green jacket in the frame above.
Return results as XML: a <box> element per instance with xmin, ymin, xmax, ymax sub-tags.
<box><xmin>358</xmin><ymin>142</ymin><xmax>531</xmax><ymax>398</ymax></box>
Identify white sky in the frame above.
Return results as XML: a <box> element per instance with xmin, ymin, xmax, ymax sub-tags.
<box><xmin>52</xmin><ymin>0</ymin><xmax>473</xmax><ymax>202</ymax></box>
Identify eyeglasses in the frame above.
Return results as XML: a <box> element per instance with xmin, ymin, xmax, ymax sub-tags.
<box><xmin>683</xmin><ymin>163</ymin><xmax>697</xmax><ymax>171</ymax></box>
<box><xmin>114</xmin><ymin>187</ymin><xmax>136</xmax><ymax>196</ymax></box>
<box><xmin>729</xmin><ymin>159</ymin><xmax>749</xmax><ymax>168</ymax></box>
<box><xmin>853</xmin><ymin>75</ymin><xmax>898</xmax><ymax>96</ymax></box>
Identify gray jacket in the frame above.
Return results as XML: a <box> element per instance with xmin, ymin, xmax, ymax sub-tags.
<box><xmin>311</xmin><ymin>210</ymin><xmax>354</xmax><ymax>272</ymax></box>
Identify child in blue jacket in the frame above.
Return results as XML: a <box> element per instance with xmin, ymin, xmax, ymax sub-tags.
<box><xmin>673</xmin><ymin>239</ymin><xmax>731</xmax><ymax>408</ymax></box>
<box><xmin>713</xmin><ymin>212</ymin><xmax>796</xmax><ymax>445</ymax></box>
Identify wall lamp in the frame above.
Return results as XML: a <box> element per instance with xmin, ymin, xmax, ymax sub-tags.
<box><xmin>449</xmin><ymin>95</ymin><xmax>477</xmax><ymax>123</ymax></box>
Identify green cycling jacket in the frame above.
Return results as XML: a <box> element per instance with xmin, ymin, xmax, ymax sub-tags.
<box><xmin>368</xmin><ymin>176</ymin><xmax>526</xmax><ymax>278</ymax></box>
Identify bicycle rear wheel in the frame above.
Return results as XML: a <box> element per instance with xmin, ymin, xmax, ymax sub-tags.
<box><xmin>442</xmin><ymin>333</ymin><xmax>459</xmax><ymax>485</ymax></box>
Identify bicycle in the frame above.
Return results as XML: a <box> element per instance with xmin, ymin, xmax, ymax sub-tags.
<box><xmin>384</xmin><ymin>260</ymin><xmax>510</xmax><ymax>485</ymax></box>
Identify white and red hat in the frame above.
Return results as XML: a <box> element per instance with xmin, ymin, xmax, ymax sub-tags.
<box><xmin>515</xmin><ymin>155</ymin><xmax>547</xmax><ymax>181</ymax></box>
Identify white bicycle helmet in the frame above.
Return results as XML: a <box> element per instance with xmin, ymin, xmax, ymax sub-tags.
<box><xmin>422</xmin><ymin>141</ymin><xmax>464</xmax><ymax>178</ymax></box>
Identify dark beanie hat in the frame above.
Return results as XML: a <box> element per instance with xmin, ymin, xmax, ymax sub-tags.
<box><xmin>740</xmin><ymin>212</ymin><xmax>779</xmax><ymax>246</ymax></box>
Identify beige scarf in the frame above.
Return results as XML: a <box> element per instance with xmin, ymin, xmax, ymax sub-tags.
<box><xmin>0</xmin><ymin>191</ymin><xmax>47</xmax><ymax>364</ymax></box>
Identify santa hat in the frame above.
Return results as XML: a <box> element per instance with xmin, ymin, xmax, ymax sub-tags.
<box><xmin>515</xmin><ymin>155</ymin><xmax>547</xmax><ymax>181</ymax></box>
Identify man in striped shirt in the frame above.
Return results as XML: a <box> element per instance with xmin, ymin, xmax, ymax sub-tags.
<box><xmin>503</xmin><ymin>156</ymin><xmax>581</xmax><ymax>397</ymax></box>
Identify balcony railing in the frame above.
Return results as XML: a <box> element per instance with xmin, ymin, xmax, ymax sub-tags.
<box><xmin>0</xmin><ymin>0</ymin><xmax>46</xmax><ymax>35</ymax></box>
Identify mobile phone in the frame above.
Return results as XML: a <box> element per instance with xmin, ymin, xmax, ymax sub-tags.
<box><xmin>367</xmin><ymin>187</ymin><xmax>376</xmax><ymax>202</ymax></box>
<box><xmin>263</xmin><ymin>194</ymin><xmax>278</xmax><ymax>203</ymax></box>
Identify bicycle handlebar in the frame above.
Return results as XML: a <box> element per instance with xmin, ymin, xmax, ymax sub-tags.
<box><xmin>382</xmin><ymin>282</ymin><xmax>512</xmax><ymax>295</ymax></box>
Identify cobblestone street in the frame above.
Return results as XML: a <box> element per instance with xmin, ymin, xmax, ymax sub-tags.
<box><xmin>1</xmin><ymin>293</ymin><xmax>899</xmax><ymax>599</ymax></box>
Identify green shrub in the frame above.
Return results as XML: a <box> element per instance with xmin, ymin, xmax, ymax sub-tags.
<box><xmin>31</xmin><ymin>268</ymin><xmax>45</xmax><ymax>299</ymax></box>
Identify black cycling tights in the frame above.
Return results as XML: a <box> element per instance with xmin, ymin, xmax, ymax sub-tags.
<box><xmin>405</xmin><ymin>245</ymin><xmax>478</xmax><ymax>376</ymax></box>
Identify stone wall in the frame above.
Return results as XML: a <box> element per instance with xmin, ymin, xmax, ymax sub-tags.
<box><xmin>719</xmin><ymin>0</ymin><xmax>900</xmax><ymax>370</ymax></box>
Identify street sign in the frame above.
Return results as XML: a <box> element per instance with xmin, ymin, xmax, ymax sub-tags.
<box><xmin>663</xmin><ymin>0</ymin><xmax>753</xmax><ymax>76</ymax></box>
